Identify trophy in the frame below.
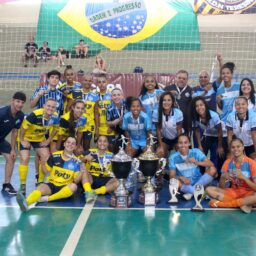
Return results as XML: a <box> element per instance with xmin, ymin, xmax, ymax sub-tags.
<box><xmin>168</xmin><ymin>178</ymin><xmax>180</xmax><ymax>203</ymax></box>
<box><xmin>137</xmin><ymin>135</ymin><xmax>166</xmax><ymax>206</ymax></box>
<box><xmin>110</xmin><ymin>136</ymin><xmax>132</xmax><ymax>208</ymax></box>
<box><xmin>191</xmin><ymin>184</ymin><xmax>205</xmax><ymax>212</ymax></box>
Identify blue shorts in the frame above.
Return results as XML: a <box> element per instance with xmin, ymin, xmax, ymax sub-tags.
<box><xmin>91</xmin><ymin>176</ymin><xmax>112</xmax><ymax>189</ymax></box>
<box><xmin>130</xmin><ymin>139</ymin><xmax>147</xmax><ymax>150</ymax></box>
<box><xmin>83</xmin><ymin>131</ymin><xmax>93</xmax><ymax>141</ymax></box>
<box><xmin>20</xmin><ymin>142</ymin><xmax>49</xmax><ymax>151</ymax></box>
<box><xmin>0</xmin><ymin>140</ymin><xmax>11</xmax><ymax>154</ymax></box>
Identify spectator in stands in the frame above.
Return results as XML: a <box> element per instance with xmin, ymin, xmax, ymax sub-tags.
<box><xmin>75</xmin><ymin>39</ymin><xmax>89</xmax><ymax>58</ymax></box>
<box><xmin>22</xmin><ymin>36</ymin><xmax>38</xmax><ymax>67</ymax></box>
<box><xmin>56</xmin><ymin>47</ymin><xmax>67</xmax><ymax>68</ymax></box>
<box><xmin>93</xmin><ymin>54</ymin><xmax>107</xmax><ymax>74</ymax></box>
<box><xmin>38</xmin><ymin>41</ymin><xmax>51</xmax><ymax>62</ymax></box>
<box><xmin>164</xmin><ymin>70</ymin><xmax>192</xmax><ymax>134</ymax></box>
<box><xmin>0</xmin><ymin>92</ymin><xmax>26</xmax><ymax>195</ymax></box>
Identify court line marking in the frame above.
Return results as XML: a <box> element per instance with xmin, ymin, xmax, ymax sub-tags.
<box><xmin>59</xmin><ymin>200</ymin><xmax>96</xmax><ymax>256</ymax></box>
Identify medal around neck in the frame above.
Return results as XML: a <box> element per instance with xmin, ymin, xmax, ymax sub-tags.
<box><xmin>110</xmin><ymin>142</ymin><xmax>132</xmax><ymax>208</ymax></box>
<box><xmin>191</xmin><ymin>184</ymin><xmax>205</xmax><ymax>212</ymax></box>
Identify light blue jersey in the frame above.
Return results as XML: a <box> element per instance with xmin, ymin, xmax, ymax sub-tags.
<box><xmin>226</xmin><ymin>110</ymin><xmax>256</xmax><ymax>146</ymax></box>
<box><xmin>217</xmin><ymin>81</ymin><xmax>240</xmax><ymax>122</ymax></box>
<box><xmin>122</xmin><ymin>111</ymin><xmax>151</xmax><ymax>148</ymax></box>
<box><xmin>168</xmin><ymin>148</ymin><xmax>206</xmax><ymax>185</ymax></box>
<box><xmin>193</xmin><ymin>110</ymin><xmax>221</xmax><ymax>137</ymax></box>
<box><xmin>139</xmin><ymin>89</ymin><xmax>164</xmax><ymax>134</ymax></box>
<box><xmin>152</xmin><ymin>107</ymin><xmax>183</xmax><ymax>140</ymax></box>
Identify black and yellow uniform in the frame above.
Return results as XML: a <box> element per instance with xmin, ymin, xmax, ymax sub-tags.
<box><xmin>59</xmin><ymin>112</ymin><xmax>87</xmax><ymax>141</ymax></box>
<box><xmin>97</xmin><ymin>92</ymin><xmax>115</xmax><ymax>136</ymax></box>
<box><xmin>21</xmin><ymin>108</ymin><xmax>59</xmax><ymax>143</ymax></box>
<box><xmin>68</xmin><ymin>89</ymin><xmax>99</xmax><ymax>133</ymax></box>
<box><xmin>46</xmin><ymin>151</ymin><xmax>81</xmax><ymax>186</ymax></box>
<box><xmin>58</xmin><ymin>81</ymin><xmax>81</xmax><ymax>113</ymax></box>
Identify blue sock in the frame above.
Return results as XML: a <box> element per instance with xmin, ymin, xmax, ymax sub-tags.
<box><xmin>196</xmin><ymin>173</ymin><xmax>213</xmax><ymax>186</ymax></box>
<box><xmin>181</xmin><ymin>184</ymin><xmax>194</xmax><ymax>194</ymax></box>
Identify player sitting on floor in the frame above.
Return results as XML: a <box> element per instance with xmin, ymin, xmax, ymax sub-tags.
<box><xmin>206</xmin><ymin>138</ymin><xmax>256</xmax><ymax>213</ymax></box>
<box><xmin>81</xmin><ymin>135</ymin><xmax>118</xmax><ymax>203</ymax></box>
<box><xmin>16</xmin><ymin>137</ymin><xmax>85</xmax><ymax>212</ymax></box>
<box><xmin>168</xmin><ymin>134</ymin><xmax>216</xmax><ymax>200</ymax></box>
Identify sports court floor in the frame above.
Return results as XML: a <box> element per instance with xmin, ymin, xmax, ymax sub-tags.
<box><xmin>1</xmin><ymin>157</ymin><xmax>256</xmax><ymax>256</ymax></box>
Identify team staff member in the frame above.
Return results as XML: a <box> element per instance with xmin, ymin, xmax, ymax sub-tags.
<box><xmin>81</xmin><ymin>135</ymin><xmax>118</xmax><ymax>203</ymax></box>
<box><xmin>165</xmin><ymin>70</ymin><xmax>192</xmax><ymax>133</ymax></box>
<box><xmin>0</xmin><ymin>92</ymin><xmax>26</xmax><ymax>195</ymax></box>
<box><xmin>206</xmin><ymin>138</ymin><xmax>256</xmax><ymax>214</ymax></box>
<box><xmin>18</xmin><ymin>98</ymin><xmax>59</xmax><ymax>196</ymax></box>
<box><xmin>16</xmin><ymin>137</ymin><xmax>84</xmax><ymax>212</ymax></box>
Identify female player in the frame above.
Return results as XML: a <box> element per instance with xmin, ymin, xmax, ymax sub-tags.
<box><xmin>153</xmin><ymin>91</ymin><xmax>183</xmax><ymax>158</ymax></box>
<box><xmin>93</xmin><ymin>54</ymin><xmax>107</xmax><ymax>74</ymax></box>
<box><xmin>57</xmin><ymin>100</ymin><xmax>86</xmax><ymax>152</ymax></box>
<box><xmin>122</xmin><ymin>97</ymin><xmax>151</xmax><ymax>157</ymax></box>
<box><xmin>168</xmin><ymin>134</ymin><xmax>216</xmax><ymax>200</ymax></box>
<box><xmin>81</xmin><ymin>135</ymin><xmax>118</xmax><ymax>203</ymax></box>
<box><xmin>226</xmin><ymin>96</ymin><xmax>256</xmax><ymax>159</ymax></box>
<box><xmin>18</xmin><ymin>98</ymin><xmax>59</xmax><ymax>196</ymax></box>
<box><xmin>206</xmin><ymin>138</ymin><xmax>256</xmax><ymax>213</ymax></box>
<box><xmin>190</xmin><ymin>96</ymin><xmax>226</xmax><ymax>172</ymax></box>
<box><xmin>16</xmin><ymin>137</ymin><xmax>85</xmax><ymax>211</ymax></box>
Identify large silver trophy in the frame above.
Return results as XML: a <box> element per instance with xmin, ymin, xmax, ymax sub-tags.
<box><xmin>135</xmin><ymin>135</ymin><xmax>166</xmax><ymax>206</ymax></box>
<box><xmin>191</xmin><ymin>184</ymin><xmax>205</xmax><ymax>212</ymax></box>
<box><xmin>110</xmin><ymin>136</ymin><xmax>132</xmax><ymax>208</ymax></box>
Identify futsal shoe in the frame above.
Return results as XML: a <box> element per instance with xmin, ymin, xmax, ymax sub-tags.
<box><xmin>2</xmin><ymin>183</ymin><xmax>17</xmax><ymax>195</ymax></box>
<box><xmin>85</xmin><ymin>191</ymin><xmax>97</xmax><ymax>204</ymax></box>
<box><xmin>240</xmin><ymin>205</ymin><xmax>252</xmax><ymax>214</ymax></box>
<box><xmin>16</xmin><ymin>192</ymin><xmax>28</xmax><ymax>212</ymax></box>
<box><xmin>19</xmin><ymin>184</ymin><xmax>26</xmax><ymax>197</ymax></box>
<box><xmin>209</xmin><ymin>199</ymin><xmax>220</xmax><ymax>208</ymax></box>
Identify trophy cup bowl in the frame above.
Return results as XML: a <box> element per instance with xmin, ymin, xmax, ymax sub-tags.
<box><xmin>139</xmin><ymin>159</ymin><xmax>159</xmax><ymax>177</ymax></box>
<box><xmin>112</xmin><ymin>161</ymin><xmax>132</xmax><ymax>179</ymax></box>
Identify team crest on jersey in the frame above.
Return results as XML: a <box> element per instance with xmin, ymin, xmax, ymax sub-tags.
<box><xmin>58</xmin><ymin>0</ymin><xmax>176</xmax><ymax>50</ymax></box>
<box><xmin>67</xmin><ymin>162</ymin><xmax>75</xmax><ymax>170</ymax></box>
<box><xmin>205</xmin><ymin>0</ymin><xmax>255</xmax><ymax>12</ymax></box>
<box><xmin>15</xmin><ymin>119</ymin><xmax>21</xmax><ymax>124</ymax></box>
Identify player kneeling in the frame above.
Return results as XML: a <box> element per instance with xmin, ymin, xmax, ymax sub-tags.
<box><xmin>16</xmin><ymin>137</ymin><xmax>84</xmax><ymax>211</ymax></box>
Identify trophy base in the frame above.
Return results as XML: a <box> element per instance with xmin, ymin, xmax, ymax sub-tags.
<box><xmin>191</xmin><ymin>207</ymin><xmax>205</xmax><ymax>212</ymax></box>
<box><xmin>110</xmin><ymin>194</ymin><xmax>132</xmax><ymax>208</ymax></box>
<box><xmin>138</xmin><ymin>191</ymin><xmax>159</xmax><ymax>206</ymax></box>
<box><xmin>168</xmin><ymin>198</ymin><xmax>178</xmax><ymax>204</ymax></box>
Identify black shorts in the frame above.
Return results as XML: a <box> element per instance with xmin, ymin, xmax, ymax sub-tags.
<box><xmin>91</xmin><ymin>176</ymin><xmax>112</xmax><ymax>189</ymax></box>
<box><xmin>45</xmin><ymin>183</ymin><xmax>65</xmax><ymax>194</ymax></box>
<box><xmin>83</xmin><ymin>131</ymin><xmax>93</xmax><ymax>141</ymax></box>
<box><xmin>106</xmin><ymin>135</ymin><xmax>116</xmax><ymax>145</ymax></box>
<box><xmin>20</xmin><ymin>142</ymin><xmax>49</xmax><ymax>151</ymax></box>
<box><xmin>0</xmin><ymin>140</ymin><xmax>11</xmax><ymax>154</ymax></box>
<box><xmin>162</xmin><ymin>137</ymin><xmax>178</xmax><ymax>151</ymax></box>
<box><xmin>245</xmin><ymin>145</ymin><xmax>255</xmax><ymax>157</ymax></box>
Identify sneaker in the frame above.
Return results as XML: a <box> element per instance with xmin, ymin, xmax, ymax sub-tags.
<box><xmin>209</xmin><ymin>199</ymin><xmax>220</xmax><ymax>208</ymax></box>
<box><xmin>19</xmin><ymin>184</ymin><xmax>26</xmax><ymax>197</ymax></box>
<box><xmin>85</xmin><ymin>191</ymin><xmax>97</xmax><ymax>203</ymax></box>
<box><xmin>38</xmin><ymin>196</ymin><xmax>49</xmax><ymax>203</ymax></box>
<box><xmin>240</xmin><ymin>205</ymin><xmax>252</xmax><ymax>214</ymax></box>
<box><xmin>2</xmin><ymin>183</ymin><xmax>17</xmax><ymax>195</ymax></box>
<box><xmin>183</xmin><ymin>193</ymin><xmax>193</xmax><ymax>201</ymax></box>
<box><xmin>16</xmin><ymin>191</ymin><xmax>28</xmax><ymax>212</ymax></box>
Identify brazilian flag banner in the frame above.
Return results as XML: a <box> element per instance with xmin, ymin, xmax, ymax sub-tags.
<box><xmin>37</xmin><ymin>0</ymin><xmax>200</xmax><ymax>52</ymax></box>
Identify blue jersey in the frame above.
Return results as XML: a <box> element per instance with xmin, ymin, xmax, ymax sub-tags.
<box><xmin>192</xmin><ymin>85</ymin><xmax>216</xmax><ymax>111</ymax></box>
<box><xmin>122</xmin><ymin>111</ymin><xmax>151</xmax><ymax>142</ymax></box>
<box><xmin>226</xmin><ymin>110</ymin><xmax>256</xmax><ymax>147</ymax></box>
<box><xmin>193</xmin><ymin>110</ymin><xmax>221</xmax><ymax>137</ymax></box>
<box><xmin>168</xmin><ymin>148</ymin><xmax>206</xmax><ymax>185</ymax></box>
<box><xmin>30</xmin><ymin>85</ymin><xmax>64</xmax><ymax>114</ymax></box>
<box><xmin>217</xmin><ymin>82</ymin><xmax>240</xmax><ymax>122</ymax></box>
<box><xmin>152</xmin><ymin>107</ymin><xmax>183</xmax><ymax>140</ymax></box>
<box><xmin>58</xmin><ymin>81</ymin><xmax>81</xmax><ymax>92</ymax></box>
<box><xmin>139</xmin><ymin>89</ymin><xmax>164</xmax><ymax>134</ymax></box>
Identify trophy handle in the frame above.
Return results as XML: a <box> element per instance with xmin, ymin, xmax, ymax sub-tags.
<box><xmin>155</xmin><ymin>158</ymin><xmax>166</xmax><ymax>176</ymax></box>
